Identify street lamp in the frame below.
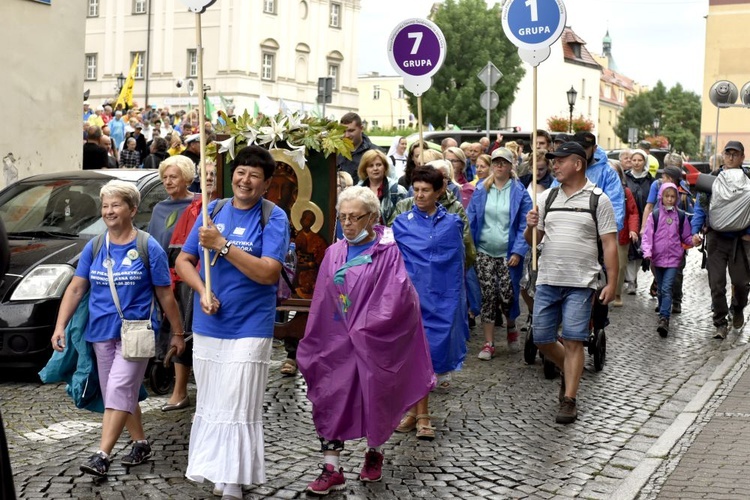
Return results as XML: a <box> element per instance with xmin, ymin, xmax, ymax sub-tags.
<box><xmin>116</xmin><ymin>72</ymin><xmax>126</xmax><ymax>94</ymax></box>
<box><xmin>566</xmin><ymin>86</ymin><xmax>577</xmax><ymax>133</ymax></box>
<box><xmin>653</xmin><ymin>117</ymin><xmax>660</xmax><ymax>137</ymax></box>
<box><xmin>362</xmin><ymin>119</ymin><xmax>368</xmax><ymax>131</ymax></box>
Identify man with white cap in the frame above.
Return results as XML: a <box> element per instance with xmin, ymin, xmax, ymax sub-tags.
<box><xmin>181</xmin><ymin>134</ymin><xmax>203</xmax><ymax>192</ymax></box>
<box><xmin>692</xmin><ymin>140</ymin><xmax>750</xmax><ymax>339</ymax></box>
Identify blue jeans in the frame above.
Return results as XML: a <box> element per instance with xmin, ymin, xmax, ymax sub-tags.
<box><xmin>533</xmin><ymin>285</ymin><xmax>595</xmax><ymax>344</ymax></box>
<box><xmin>653</xmin><ymin>266</ymin><xmax>678</xmax><ymax>319</ymax></box>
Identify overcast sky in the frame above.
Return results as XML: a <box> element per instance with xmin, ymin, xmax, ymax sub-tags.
<box><xmin>358</xmin><ymin>0</ymin><xmax>707</xmax><ymax>95</ymax></box>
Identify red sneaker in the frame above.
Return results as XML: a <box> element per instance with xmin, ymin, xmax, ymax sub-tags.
<box><xmin>359</xmin><ymin>449</ymin><xmax>383</xmax><ymax>482</ymax></box>
<box><xmin>306</xmin><ymin>463</ymin><xmax>346</xmax><ymax>495</ymax></box>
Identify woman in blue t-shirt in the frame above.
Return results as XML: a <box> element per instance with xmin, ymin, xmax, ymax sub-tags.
<box><xmin>51</xmin><ymin>180</ymin><xmax>185</xmax><ymax>478</ymax></box>
<box><xmin>176</xmin><ymin>145</ymin><xmax>289</xmax><ymax>498</ymax></box>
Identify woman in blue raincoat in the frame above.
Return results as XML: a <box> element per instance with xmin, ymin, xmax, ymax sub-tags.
<box><xmin>392</xmin><ymin>165</ymin><xmax>468</xmax><ymax>441</ymax></box>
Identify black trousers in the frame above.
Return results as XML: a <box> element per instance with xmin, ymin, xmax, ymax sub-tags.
<box><xmin>706</xmin><ymin>233</ymin><xmax>750</xmax><ymax>326</ymax></box>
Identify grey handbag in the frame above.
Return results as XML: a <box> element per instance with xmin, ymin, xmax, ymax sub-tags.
<box><xmin>105</xmin><ymin>232</ymin><xmax>155</xmax><ymax>361</ymax></box>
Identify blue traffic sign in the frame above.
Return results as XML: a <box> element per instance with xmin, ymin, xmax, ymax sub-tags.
<box><xmin>502</xmin><ymin>0</ymin><xmax>566</xmax><ymax>51</ymax></box>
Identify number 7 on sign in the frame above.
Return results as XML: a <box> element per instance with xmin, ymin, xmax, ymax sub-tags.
<box><xmin>407</xmin><ymin>32</ymin><xmax>423</xmax><ymax>55</ymax></box>
<box><xmin>525</xmin><ymin>0</ymin><xmax>538</xmax><ymax>22</ymax></box>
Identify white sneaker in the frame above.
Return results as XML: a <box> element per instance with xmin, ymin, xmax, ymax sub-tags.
<box><xmin>477</xmin><ymin>343</ymin><xmax>495</xmax><ymax>360</ymax></box>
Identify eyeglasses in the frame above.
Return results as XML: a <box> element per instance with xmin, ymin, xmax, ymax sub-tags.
<box><xmin>338</xmin><ymin>213</ymin><xmax>369</xmax><ymax>223</ymax></box>
<box><xmin>448</xmin><ymin>159</ymin><xmax>463</xmax><ymax>164</ymax></box>
<box><xmin>724</xmin><ymin>151</ymin><xmax>742</xmax><ymax>158</ymax></box>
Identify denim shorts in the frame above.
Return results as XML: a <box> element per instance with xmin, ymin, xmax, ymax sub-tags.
<box><xmin>532</xmin><ymin>285</ymin><xmax>595</xmax><ymax>344</ymax></box>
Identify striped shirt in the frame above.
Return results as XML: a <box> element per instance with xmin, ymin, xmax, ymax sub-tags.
<box><xmin>537</xmin><ymin>180</ymin><xmax>617</xmax><ymax>289</ymax></box>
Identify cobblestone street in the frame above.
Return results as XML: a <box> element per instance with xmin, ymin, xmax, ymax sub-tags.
<box><xmin>3</xmin><ymin>252</ymin><xmax>748</xmax><ymax>499</ymax></box>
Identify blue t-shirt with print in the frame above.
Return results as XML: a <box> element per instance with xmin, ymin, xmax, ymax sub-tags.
<box><xmin>75</xmin><ymin>234</ymin><xmax>172</xmax><ymax>343</ymax></box>
<box><xmin>182</xmin><ymin>198</ymin><xmax>289</xmax><ymax>339</ymax></box>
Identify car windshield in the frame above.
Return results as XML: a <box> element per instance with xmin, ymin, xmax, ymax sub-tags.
<box><xmin>0</xmin><ymin>178</ymin><xmax>109</xmax><ymax>238</ymax></box>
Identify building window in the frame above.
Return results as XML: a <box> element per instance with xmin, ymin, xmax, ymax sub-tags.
<box><xmin>371</xmin><ymin>120</ymin><xmax>379</xmax><ymax>128</ymax></box>
<box><xmin>132</xmin><ymin>52</ymin><xmax>145</xmax><ymax>79</ymax></box>
<box><xmin>373</xmin><ymin>85</ymin><xmax>381</xmax><ymax>100</ymax></box>
<box><xmin>264</xmin><ymin>0</ymin><xmax>276</xmax><ymax>14</ymax></box>
<box><xmin>608</xmin><ymin>110</ymin><xmax>612</xmax><ymax>125</ymax></box>
<box><xmin>88</xmin><ymin>0</ymin><xmax>99</xmax><ymax>17</ymax></box>
<box><xmin>328</xmin><ymin>64</ymin><xmax>339</xmax><ymax>91</ymax></box>
<box><xmin>85</xmin><ymin>54</ymin><xmax>97</xmax><ymax>81</ymax></box>
<box><xmin>618</xmin><ymin>89</ymin><xmax>625</xmax><ymax>102</ymax></box>
<box><xmin>262</xmin><ymin>53</ymin><xmax>275</xmax><ymax>81</ymax></box>
<box><xmin>581</xmin><ymin>78</ymin><xmax>586</xmax><ymax>98</ymax></box>
<box><xmin>398</xmin><ymin>118</ymin><xmax>405</xmax><ymax>129</ymax></box>
<box><xmin>187</xmin><ymin>49</ymin><xmax>198</xmax><ymax>78</ymax></box>
<box><xmin>398</xmin><ymin>85</ymin><xmax>405</xmax><ymax>99</ymax></box>
<box><xmin>330</xmin><ymin>3</ymin><xmax>341</xmax><ymax>28</ymax></box>
<box><xmin>133</xmin><ymin>0</ymin><xmax>147</xmax><ymax>14</ymax></box>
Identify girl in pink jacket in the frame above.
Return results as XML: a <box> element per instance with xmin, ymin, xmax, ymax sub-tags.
<box><xmin>641</xmin><ymin>182</ymin><xmax>693</xmax><ymax>338</ymax></box>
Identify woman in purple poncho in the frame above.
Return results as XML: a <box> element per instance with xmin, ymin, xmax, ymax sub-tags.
<box><xmin>297</xmin><ymin>186</ymin><xmax>435</xmax><ymax>496</ymax></box>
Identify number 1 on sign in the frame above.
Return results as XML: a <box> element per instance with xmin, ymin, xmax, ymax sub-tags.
<box><xmin>525</xmin><ymin>0</ymin><xmax>538</xmax><ymax>22</ymax></box>
<box><xmin>407</xmin><ymin>32</ymin><xmax>423</xmax><ymax>55</ymax></box>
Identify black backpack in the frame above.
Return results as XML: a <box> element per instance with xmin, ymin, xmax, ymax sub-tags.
<box><xmin>543</xmin><ymin>186</ymin><xmax>604</xmax><ymax>260</ymax></box>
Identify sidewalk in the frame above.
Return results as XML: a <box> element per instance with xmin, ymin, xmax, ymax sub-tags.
<box><xmin>616</xmin><ymin>343</ymin><xmax>750</xmax><ymax>499</ymax></box>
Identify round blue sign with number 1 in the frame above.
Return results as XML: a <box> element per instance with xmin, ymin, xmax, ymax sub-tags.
<box><xmin>502</xmin><ymin>0</ymin><xmax>566</xmax><ymax>51</ymax></box>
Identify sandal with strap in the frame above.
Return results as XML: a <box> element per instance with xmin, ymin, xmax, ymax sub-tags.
<box><xmin>395</xmin><ymin>412</ymin><xmax>417</xmax><ymax>433</ymax></box>
<box><xmin>415</xmin><ymin>414</ymin><xmax>435</xmax><ymax>441</ymax></box>
<box><xmin>280</xmin><ymin>359</ymin><xmax>297</xmax><ymax>376</ymax></box>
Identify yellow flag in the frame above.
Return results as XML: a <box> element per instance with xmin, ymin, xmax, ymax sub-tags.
<box><xmin>115</xmin><ymin>54</ymin><xmax>139</xmax><ymax>110</ymax></box>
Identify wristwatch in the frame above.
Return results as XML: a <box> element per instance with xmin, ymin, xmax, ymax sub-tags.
<box><xmin>219</xmin><ymin>240</ymin><xmax>233</xmax><ymax>257</ymax></box>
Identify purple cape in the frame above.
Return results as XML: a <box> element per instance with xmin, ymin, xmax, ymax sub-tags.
<box><xmin>297</xmin><ymin>226</ymin><xmax>435</xmax><ymax>447</ymax></box>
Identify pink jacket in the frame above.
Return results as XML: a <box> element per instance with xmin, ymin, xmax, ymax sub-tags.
<box><xmin>641</xmin><ymin>182</ymin><xmax>693</xmax><ymax>268</ymax></box>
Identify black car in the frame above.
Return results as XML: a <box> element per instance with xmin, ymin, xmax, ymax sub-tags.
<box><xmin>0</xmin><ymin>169</ymin><xmax>167</xmax><ymax>369</ymax></box>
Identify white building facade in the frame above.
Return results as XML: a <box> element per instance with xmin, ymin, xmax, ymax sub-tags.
<box><xmin>356</xmin><ymin>73</ymin><xmax>413</xmax><ymax>130</ymax></box>
<box><xmin>0</xmin><ymin>0</ymin><xmax>86</xmax><ymax>180</ymax></box>
<box><xmin>84</xmin><ymin>0</ymin><xmax>361</xmax><ymax>117</ymax></box>
<box><xmin>503</xmin><ymin>27</ymin><xmax>601</xmax><ymax>134</ymax></box>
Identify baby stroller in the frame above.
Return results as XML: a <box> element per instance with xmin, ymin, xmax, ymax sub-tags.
<box><xmin>522</xmin><ymin>252</ymin><xmax>607</xmax><ymax>376</ymax></box>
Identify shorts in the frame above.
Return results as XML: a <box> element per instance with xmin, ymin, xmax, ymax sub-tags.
<box><xmin>532</xmin><ymin>284</ymin><xmax>595</xmax><ymax>344</ymax></box>
<box><xmin>93</xmin><ymin>339</ymin><xmax>149</xmax><ymax>414</ymax></box>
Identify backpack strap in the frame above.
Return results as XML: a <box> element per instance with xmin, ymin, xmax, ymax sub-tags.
<box><xmin>210</xmin><ymin>198</ymin><xmax>230</xmax><ymax>219</ymax></box>
<box><xmin>260</xmin><ymin>198</ymin><xmax>275</xmax><ymax>229</ymax></box>
<box><xmin>544</xmin><ymin>186</ymin><xmax>602</xmax><ymax>239</ymax></box>
<box><xmin>135</xmin><ymin>229</ymin><xmax>150</xmax><ymax>271</ymax></box>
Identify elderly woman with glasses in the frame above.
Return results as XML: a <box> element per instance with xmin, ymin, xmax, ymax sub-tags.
<box><xmin>297</xmin><ymin>186</ymin><xmax>434</xmax><ymax>496</ymax></box>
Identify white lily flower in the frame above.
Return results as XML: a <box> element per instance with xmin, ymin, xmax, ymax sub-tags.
<box><xmin>242</xmin><ymin>127</ymin><xmax>259</xmax><ymax>144</ymax></box>
<box><xmin>215</xmin><ymin>136</ymin><xmax>236</xmax><ymax>160</ymax></box>
<box><xmin>258</xmin><ymin>116</ymin><xmax>288</xmax><ymax>149</ymax></box>
<box><xmin>281</xmin><ymin>144</ymin><xmax>307</xmax><ymax>169</ymax></box>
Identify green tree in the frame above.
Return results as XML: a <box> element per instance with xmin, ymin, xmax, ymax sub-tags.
<box><xmin>615</xmin><ymin>81</ymin><xmax>700</xmax><ymax>155</ymax></box>
<box><xmin>405</xmin><ymin>0</ymin><xmax>525</xmax><ymax>129</ymax></box>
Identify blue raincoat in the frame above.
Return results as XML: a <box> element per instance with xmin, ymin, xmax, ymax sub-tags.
<box><xmin>393</xmin><ymin>204</ymin><xmax>468</xmax><ymax>374</ymax></box>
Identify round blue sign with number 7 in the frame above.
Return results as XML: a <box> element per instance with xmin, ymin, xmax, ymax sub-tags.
<box><xmin>502</xmin><ymin>0</ymin><xmax>566</xmax><ymax>51</ymax></box>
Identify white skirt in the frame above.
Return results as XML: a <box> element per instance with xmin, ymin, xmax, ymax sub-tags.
<box><xmin>185</xmin><ymin>334</ymin><xmax>272</xmax><ymax>486</ymax></box>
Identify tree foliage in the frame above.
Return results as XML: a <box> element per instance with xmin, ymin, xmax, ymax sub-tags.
<box><xmin>615</xmin><ymin>81</ymin><xmax>701</xmax><ymax>155</ymax></box>
<box><xmin>405</xmin><ymin>0</ymin><xmax>525</xmax><ymax>129</ymax></box>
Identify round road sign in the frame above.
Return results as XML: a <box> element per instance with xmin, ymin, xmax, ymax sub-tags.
<box><xmin>388</xmin><ymin>18</ymin><xmax>446</xmax><ymax>79</ymax></box>
<box><xmin>502</xmin><ymin>0</ymin><xmax>566</xmax><ymax>52</ymax></box>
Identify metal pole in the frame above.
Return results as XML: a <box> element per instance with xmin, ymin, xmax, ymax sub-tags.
<box><xmin>568</xmin><ymin>105</ymin><xmax>573</xmax><ymax>133</ymax></box>
<box><xmin>485</xmin><ymin>62</ymin><xmax>491</xmax><ymax>140</ymax></box>
<box><xmin>714</xmin><ymin>105</ymin><xmax>721</xmax><ymax>170</ymax></box>
<box><xmin>144</xmin><ymin>0</ymin><xmax>152</xmax><ymax>108</ymax></box>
